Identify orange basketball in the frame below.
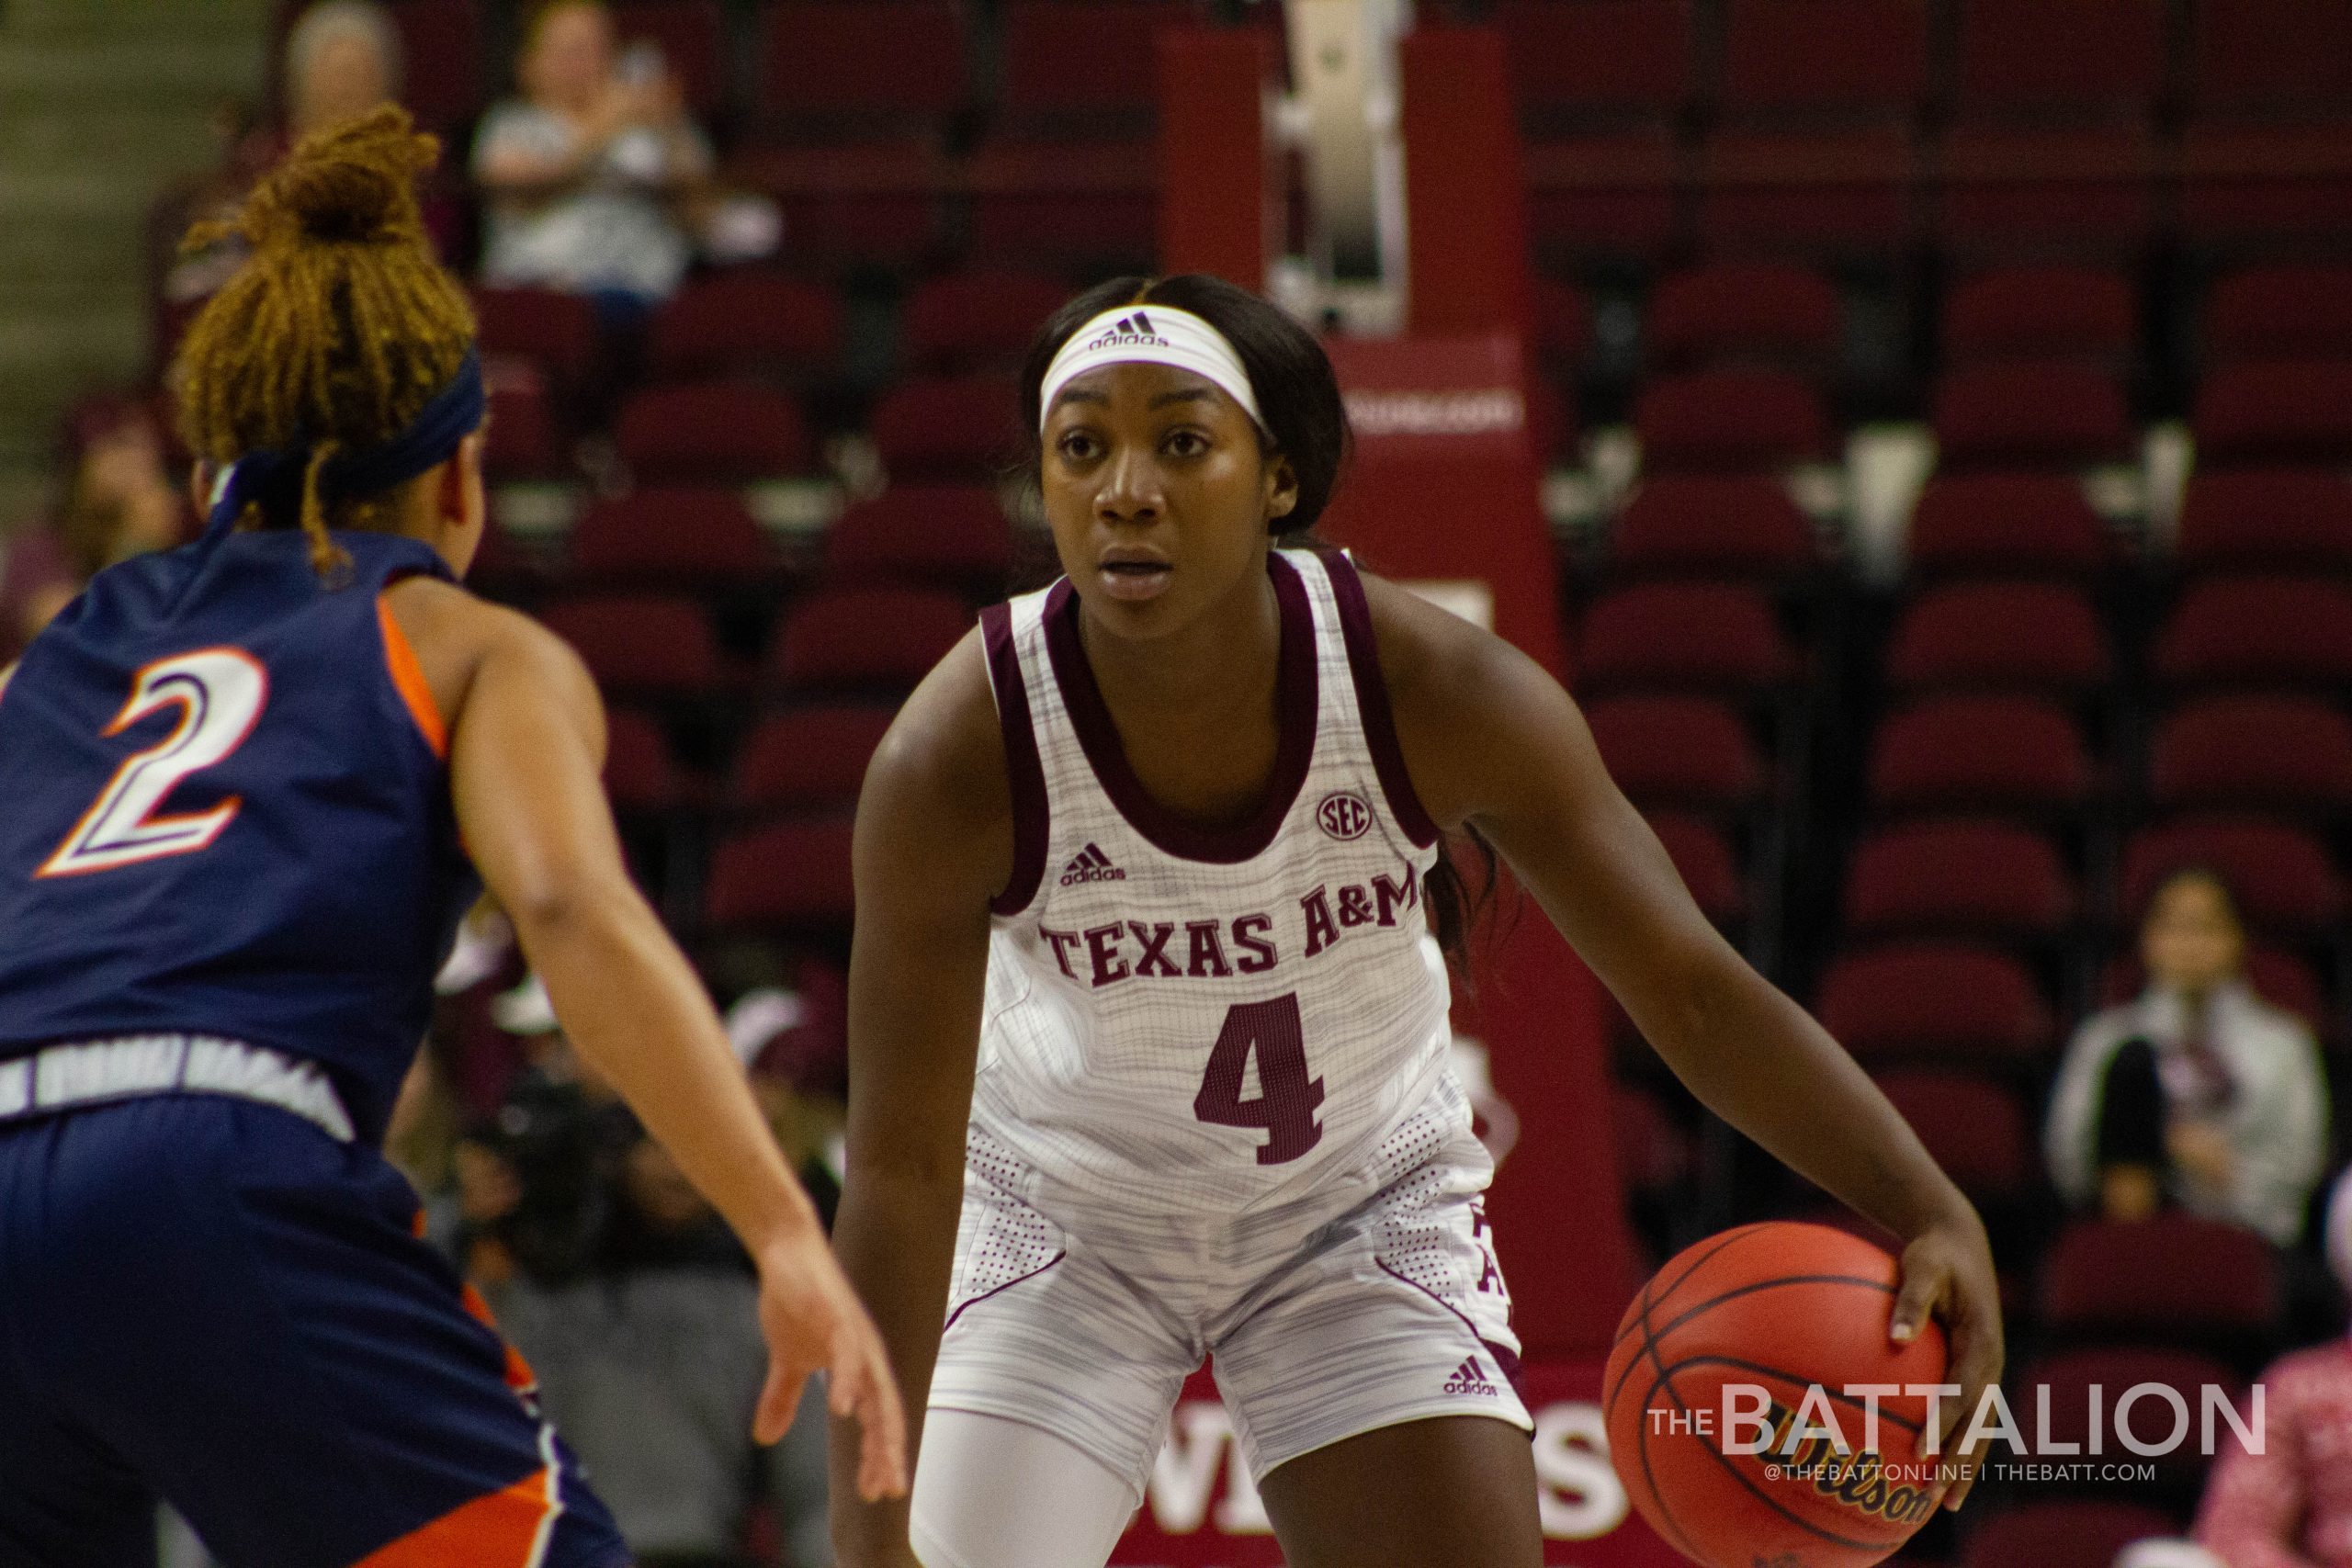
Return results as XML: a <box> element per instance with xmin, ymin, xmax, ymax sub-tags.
<box><xmin>1605</xmin><ymin>1222</ymin><xmax>1951</xmax><ymax>1568</ymax></box>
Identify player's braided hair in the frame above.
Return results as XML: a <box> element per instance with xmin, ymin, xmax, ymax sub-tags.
<box><xmin>174</xmin><ymin>105</ymin><xmax>476</xmax><ymax>581</ymax></box>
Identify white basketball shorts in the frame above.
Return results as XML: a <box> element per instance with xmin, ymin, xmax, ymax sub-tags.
<box><xmin>924</xmin><ymin>1089</ymin><xmax>1532</xmax><ymax>1510</ymax></box>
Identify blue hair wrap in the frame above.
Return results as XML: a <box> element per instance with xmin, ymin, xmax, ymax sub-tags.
<box><xmin>205</xmin><ymin>345</ymin><xmax>485</xmax><ymax>538</ymax></box>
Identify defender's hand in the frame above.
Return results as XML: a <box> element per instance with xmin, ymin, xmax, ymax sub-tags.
<box><xmin>752</xmin><ymin>1233</ymin><xmax>910</xmax><ymax>1502</ymax></box>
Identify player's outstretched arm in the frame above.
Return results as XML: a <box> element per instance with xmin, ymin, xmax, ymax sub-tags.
<box><xmin>829</xmin><ymin>631</ymin><xmax>1008</xmax><ymax>1568</ymax></box>
<box><xmin>386</xmin><ymin>577</ymin><xmax>907</xmax><ymax>1500</ymax></box>
<box><xmin>1365</xmin><ymin>573</ymin><xmax>2003</xmax><ymax>1507</ymax></box>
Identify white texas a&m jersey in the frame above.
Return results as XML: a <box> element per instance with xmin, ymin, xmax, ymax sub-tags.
<box><xmin>972</xmin><ymin>547</ymin><xmax>1459</xmax><ymax>1241</ymax></box>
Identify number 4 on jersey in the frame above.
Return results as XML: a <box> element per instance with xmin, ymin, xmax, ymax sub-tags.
<box><xmin>39</xmin><ymin>648</ymin><xmax>267</xmax><ymax>878</ymax></box>
<box><xmin>1193</xmin><ymin>994</ymin><xmax>1325</xmax><ymax>1165</ymax></box>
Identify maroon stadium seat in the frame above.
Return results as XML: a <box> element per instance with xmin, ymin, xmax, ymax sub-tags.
<box><xmin>1816</xmin><ymin>942</ymin><xmax>2054</xmax><ymax>1063</ymax></box>
<box><xmin>2039</xmin><ymin>1213</ymin><xmax>2282</xmax><ymax>1340</ymax></box>
<box><xmin>2177</xmin><ymin>470</ymin><xmax>2352</xmax><ymax>575</ymax></box>
<box><xmin>1886</xmin><ymin>582</ymin><xmax>2110</xmax><ymax>694</ymax></box>
<box><xmin>1645</xmin><ymin>262</ymin><xmax>1840</xmax><ymax>370</ymax></box>
<box><xmin>1585</xmin><ymin>696</ymin><xmax>1767</xmax><ymax>809</ymax></box>
<box><xmin>1634</xmin><ymin>369</ymin><xmax>1834</xmax><ymax>473</ymax></box>
<box><xmin>1867</xmin><ymin>696</ymin><xmax>2096</xmax><ymax>814</ymax></box>
<box><xmin>1577</xmin><ymin>582</ymin><xmax>1797</xmax><ymax>694</ymax></box>
<box><xmin>869</xmin><ymin>375</ymin><xmax>1024</xmax><ymax>482</ymax></box>
<box><xmin>611</xmin><ymin>1</ymin><xmax>728</xmax><ymax>119</ymax></box>
<box><xmin>997</xmin><ymin>0</ymin><xmax>1181</xmax><ymax>131</ymax></box>
<box><xmin>472</xmin><ymin>288</ymin><xmax>602</xmax><ymax>390</ymax></box>
<box><xmin>2180</xmin><ymin>119</ymin><xmax>2352</xmax><ymax>245</ymax></box>
<box><xmin>1935</xmin><ymin>122</ymin><xmax>2161</xmax><ymax>254</ymax></box>
<box><xmin>1931</xmin><ymin>363</ymin><xmax>2134</xmax><ymax>470</ymax></box>
<box><xmin>1956</xmin><ymin>1501</ymin><xmax>2182</xmax><ymax>1568</ymax></box>
<box><xmin>824</xmin><ymin>486</ymin><xmax>1014</xmax><ymax>592</ymax></box>
<box><xmin>602</xmin><ymin>709</ymin><xmax>695</xmax><ymax>814</ymax></box>
<box><xmin>1497</xmin><ymin>0</ymin><xmax>1690</xmax><ymax>126</ymax></box>
<box><xmin>1697</xmin><ymin>3</ymin><xmax>1925</xmax><ymax>250</ymax></box>
<box><xmin>757</xmin><ymin>0</ymin><xmax>969</xmax><ymax>127</ymax></box>
<box><xmin>2103</xmin><ymin>945</ymin><xmax>2328</xmax><ymax>1031</ymax></box>
<box><xmin>481</xmin><ymin>360</ymin><xmax>567</xmax><ymax>479</ymax></box>
<box><xmin>646</xmin><ymin>271</ymin><xmax>843</xmax><ymax>381</ymax></box>
<box><xmin>1941</xmin><ymin>267</ymin><xmax>2136</xmax><ymax>366</ymax></box>
<box><xmin>767</xmin><ymin>584</ymin><xmax>974</xmax><ymax>693</ymax></box>
<box><xmin>1531</xmin><ymin>276</ymin><xmax>1594</xmax><ymax>369</ymax></box>
<box><xmin>2149</xmin><ymin>695</ymin><xmax>2352</xmax><ymax>814</ymax></box>
<box><xmin>900</xmin><ymin>272</ymin><xmax>1073</xmax><ymax>374</ymax></box>
<box><xmin>2195</xmin><ymin>360</ymin><xmax>2352</xmax><ymax>467</ymax></box>
<box><xmin>1843</xmin><ymin>818</ymin><xmax>2075</xmax><ymax>939</ymax></box>
<box><xmin>962</xmin><ymin>139</ymin><xmax>1159</xmax><ymax>273</ymax></box>
<box><xmin>1524</xmin><ymin>377</ymin><xmax>1581</xmax><ymax>466</ymax></box>
<box><xmin>2206</xmin><ymin>265</ymin><xmax>2352</xmax><ymax>363</ymax></box>
<box><xmin>569</xmin><ymin>489</ymin><xmax>775</xmax><ymax>590</ymax></box>
<box><xmin>2189</xmin><ymin>0</ymin><xmax>2352</xmax><ymax>118</ymax></box>
<box><xmin>1718</xmin><ymin>0</ymin><xmax>1928</xmax><ymax>119</ymax></box>
<box><xmin>2154</xmin><ymin>575</ymin><xmax>2352</xmax><ymax>689</ymax></box>
<box><xmin>1610</xmin><ymin>478</ymin><xmax>1816</xmax><ymax>580</ymax></box>
<box><xmin>539</xmin><ymin>595</ymin><xmax>729</xmax><ymax>695</ymax></box>
<box><xmin>705</xmin><ymin>816</ymin><xmax>857</xmax><ymax>930</ymax></box>
<box><xmin>1873</xmin><ymin>1069</ymin><xmax>2035</xmax><ymax>1201</ymax></box>
<box><xmin>387</xmin><ymin>0</ymin><xmax>484</xmax><ymax>133</ymax></box>
<box><xmin>2120</xmin><ymin>816</ymin><xmax>2347</xmax><ymax>935</ymax></box>
<box><xmin>731</xmin><ymin>705</ymin><xmax>899</xmax><ymax>815</ymax></box>
<box><xmin>1644</xmin><ymin>809</ymin><xmax>1746</xmax><ymax>923</ymax></box>
<box><xmin>1905</xmin><ymin>474</ymin><xmax>2114</xmax><ymax>581</ymax></box>
<box><xmin>616</xmin><ymin>381</ymin><xmax>812</xmax><ymax>481</ymax></box>
<box><xmin>1952</xmin><ymin>0</ymin><xmax>2164</xmax><ymax>117</ymax></box>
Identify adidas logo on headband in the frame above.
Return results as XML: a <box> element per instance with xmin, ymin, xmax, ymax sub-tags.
<box><xmin>1083</xmin><ymin>311</ymin><xmax>1172</xmax><ymax>352</ymax></box>
<box><xmin>1039</xmin><ymin>302</ymin><xmax>1266</xmax><ymax>432</ymax></box>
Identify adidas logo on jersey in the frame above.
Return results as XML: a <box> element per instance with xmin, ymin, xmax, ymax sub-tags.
<box><xmin>1442</xmin><ymin>1357</ymin><xmax>1500</xmax><ymax>1397</ymax></box>
<box><xmin>1058</xmin><ymin>842</ymin><xmax>1127</xmax><ymax>886</ymax></box>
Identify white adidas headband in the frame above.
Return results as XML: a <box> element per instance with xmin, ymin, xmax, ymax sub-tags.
<box><xmin>1037</xmin><ymin>305</ymin><xmax>1264</xmax><ymax>434</ymax></box>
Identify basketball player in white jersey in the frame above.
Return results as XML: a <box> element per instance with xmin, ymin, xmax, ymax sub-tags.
<box><xmin>830</xmin><ymin>275</ymin><xmax>2005</xmax><ymax>1568</ymax></box>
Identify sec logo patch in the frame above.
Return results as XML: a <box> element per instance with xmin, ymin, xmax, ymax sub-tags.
<box><xmin>1317</xmin><ymin>791</ymin><xmax>1372</xmax><ymax>840</ymax></box>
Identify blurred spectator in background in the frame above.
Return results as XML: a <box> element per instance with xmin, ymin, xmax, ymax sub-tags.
<box><xmin>472</xmin><ymin>0</ymin><xmax>714</xmax><ymax>315</ymax></box>
<box><xmin>1</xmin><ymin>399</ymin><xmax>186</xmax><ymax>662</ymax></box>
<box><xmin>2192</xmin><ymin>1166</ymin><xmax>2352</xmax><ymax>1566</ymax></box>
<box><xmin>2046</xmin><ymin>867</ymin><xmax>2327</xmax><ymax>1246</ymax></box>
<box><xmin>164</xmin><ymin>3</ymin><xmax>402</xmax><ymax>307</ymax></box>
<box><xmin>284</xmin><ymin>0</ymin><xmax>402</xmax><ymax>138</ymax></box>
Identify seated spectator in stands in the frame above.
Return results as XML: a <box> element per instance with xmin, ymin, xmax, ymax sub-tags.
<box><xmin>2045</xmin><ymin>866</ymin><xmax>2327</xmax><ymax>1246</ymax></box>
<box><xmin>471</xmin><ymin>0</ymin><xmax>712</xmax><ymax>314</ymax></box>
<box><xmin>164</xmin><ymin>3</ymin><xmax>403</xmax><ymax>306</ymax></box>
<box><xmin>1</xmin><ymin>399</ymin><xmax>185</xmax><ymax>662</ymax></box>
<box><xmin>2192</xmin><ymin>1167</ymin><xmax>2352</xmax><ymax>1566</ymax></box>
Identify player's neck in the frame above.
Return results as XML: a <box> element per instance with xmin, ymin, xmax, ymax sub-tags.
<box><xmin>1076</xmin><ymin>562</ymin><xmax>1282</xmax><ymax>725</ymax></box>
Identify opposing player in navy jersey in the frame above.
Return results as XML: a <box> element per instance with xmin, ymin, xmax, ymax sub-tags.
<box><xmin>829</xmin><ymin>274</ymin><xmax>2007</xmax><ymax>1568</ymax></box>
<box><xmin>0</xmin><ymin>110</ymin><xmax>902</xmax><ymax>1567</ymax></box>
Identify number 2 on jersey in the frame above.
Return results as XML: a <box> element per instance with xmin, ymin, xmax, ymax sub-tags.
<box><xmin>1193</xmin><ymin>994</ymin><xmax>1325</xmax><ymax>1164</ymax></box>
<box><xmin>39</xmin><ymin>649</ymin><xmax>267</xmax><ymax>878</ymax></box>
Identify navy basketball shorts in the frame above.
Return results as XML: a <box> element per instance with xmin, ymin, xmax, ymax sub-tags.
<box><xmin>0</xmin><ymin>1095</ymin><xmax>628</xmax><ymax>1568</ymax></box>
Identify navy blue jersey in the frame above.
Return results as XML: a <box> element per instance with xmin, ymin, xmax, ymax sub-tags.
<box><xmin>0</xmin><ymin>521</ymin><xmax>477</xmax><ymax>1145</ymax></box>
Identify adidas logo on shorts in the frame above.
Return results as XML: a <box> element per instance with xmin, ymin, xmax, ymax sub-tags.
<box><xmin>1058</xmin><ymin>842</ymin><xmax>1127</xmax><ymax>886</ymax></box>
<box><xmin>1442</xmin><ymin>1356</ymin><xmax>1500</xmax><ymax>1397</ymax></box>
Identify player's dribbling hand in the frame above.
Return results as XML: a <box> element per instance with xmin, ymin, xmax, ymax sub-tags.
<box><xmin>1889</xmin><ymin>1211</ymin><xmax>2005</xmax><ymax>1515</ymax></box>
<box><xmin>752</xmin><ymin>1234</ymin><xmax>910</xmax><ymax>1502</ymax></box>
